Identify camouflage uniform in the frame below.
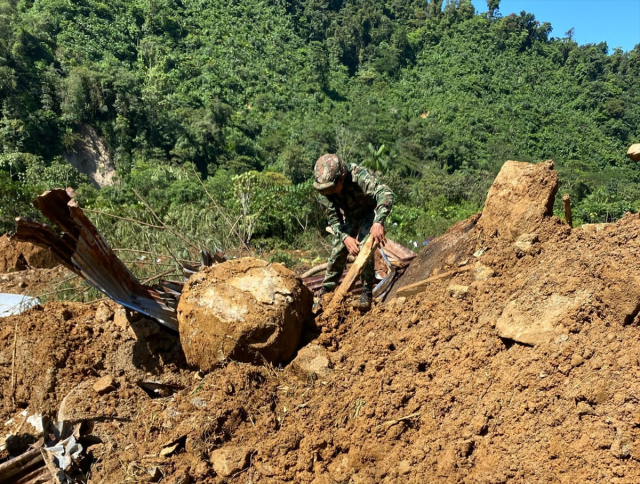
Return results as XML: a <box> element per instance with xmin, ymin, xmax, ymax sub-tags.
<box><xmin>316</xmin><ymin>161</ymin><xmax>394</xmax><ymax>292</ymax></box>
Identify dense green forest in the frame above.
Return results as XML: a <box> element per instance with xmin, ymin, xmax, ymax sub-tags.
<box><xmin>1</xmin><ymin>0</ymin><xmax>639</xmax><ymax>262</ymax></box>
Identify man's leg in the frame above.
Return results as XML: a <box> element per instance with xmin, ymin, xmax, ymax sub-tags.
<box><xmin>322</xmin><ymin>234</ymin><xmax>350</xmax><ymax>292</ymax></box>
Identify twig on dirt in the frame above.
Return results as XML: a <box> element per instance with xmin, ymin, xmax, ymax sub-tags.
<box><xmin>132</xmin><ymin>188</ymin><xmax>199</xmax><ymax>252</ymax></box>
<box><xmin>375</xmin><ymin>412</ymin><xmax>421</xmax><ymax>430</ymax></box>
<box><xmin>10</xmin><ymin>318</ymin><xmax>18</xmax><ymax>407</ymax></box>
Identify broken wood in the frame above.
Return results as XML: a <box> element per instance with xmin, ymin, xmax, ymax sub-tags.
<box><xmin>395</xmin><ymin>265</ymin><xmax>474</xmax><ymax>298</ymax></box>
<box><xmin>323</xmin><ymin>236</ymin><xmax>378</xmax><ymax>316</ymax></box>
<box><xmin>0</xmin><ymin>448</ymin><xmax>44</xmax><ymax>482</ymax></box>
<box><xmin>563</xmin><ymin>193</ymin><xmax>572</xmax><ymax>228</ymax></box>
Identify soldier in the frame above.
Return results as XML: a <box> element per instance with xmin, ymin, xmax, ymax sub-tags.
<box><xmin>313</xmin><ymin>153</ymin><xmax>394</xmax><ymax>311</ymax></box>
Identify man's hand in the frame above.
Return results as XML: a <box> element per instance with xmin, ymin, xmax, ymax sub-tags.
<box><xmin>370</xmin><ymin>222</ymin><xmax>387</xmax><ymax>246</ymax></box>
<box><xmin>344</xmin><ymin>236</ymin><xmax>361</xmax><ymax>256</ymax></box>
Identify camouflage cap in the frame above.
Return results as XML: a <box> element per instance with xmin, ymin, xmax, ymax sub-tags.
<box><xmin>313</xmin><ymin>154</ymin><xmax>344</xmax><ymax>192</ymax></box>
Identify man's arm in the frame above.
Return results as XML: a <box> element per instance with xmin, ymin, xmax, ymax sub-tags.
<box><xmin>318</xmin><ymin>194</ymin><xmax>348</xmax><ymax>242</ymax></box>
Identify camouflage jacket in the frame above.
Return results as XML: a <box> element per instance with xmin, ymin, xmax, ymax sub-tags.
<box><xmin>318</xmin><ymin>164</ymin><xmax>394</xmax><ymax>241</ymax></box>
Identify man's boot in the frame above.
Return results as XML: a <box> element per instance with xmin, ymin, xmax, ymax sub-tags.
<box><xmin>353</xmin><ymin>284</ymin><xmax>373</xmax><ymax>311</ymax></box>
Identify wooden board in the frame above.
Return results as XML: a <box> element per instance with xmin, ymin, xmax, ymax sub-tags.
<box><xmin>323</xmin><ymin>236</ymin><xmax>378</xmax><ymax>317</ymax></box>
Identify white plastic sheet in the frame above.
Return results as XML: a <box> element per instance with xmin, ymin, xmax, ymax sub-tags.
<box><xmin>0</xmin><ymin>293</ymin><xmax>40</xmax><ymax>317</ymax></box>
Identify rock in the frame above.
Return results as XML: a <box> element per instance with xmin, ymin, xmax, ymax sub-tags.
<box><xmin>210</xmin><ymin>446</ymin><xmax>250</xmax><ymax>477</ymax></box>
<box><xmin>113</xmin><ymin>306</ymin><xmax>129</xmax><ymax>330</ymax></box>
<box><xmin>328</xmin><ymin>454</ymin><xmax>352</xmax><ymax>483</ymax></box>
<box><xmin>571</xmin><ymin>354</ymin><xmax>585</xmax><ymax>367</ymax></box>
<box><xmin>149</xmin><ymin>466</ymin><xmax>162</xmax><ymax>482</ymax></box>
<box><xmin>177</xmin><ymin>258</ymin><xmax>313</xmax><ymax>370</ymax></box>
<box><xmin>128</xmin><ymin>318</ymin><xmax>160</xmax><ymax>340</ymax></box>
<box><xmin>576</xmin><ymin>401</ymin><xmax>595</xmax><ymax>416</ymax></box>
<box><xmin>95</xmin><ymin>302</ymin><xmax>114</xmax><ymax>323</ymax></box>
<box><xmin>496</xmin><ymin>291</ymin><xmax>590</xmax><ymax>345</ymax></box>
<box><xmin>397</xmin><ymin>459</ymin><xmax>412</xmax><ymax>475</ymax></box>
<box><xmin>474</xmin><ymin>263</ymin><xmax>495</xmax><ymax>281</ymax></box>
<box><xmin>611</xmin><ymin>431</ymin><xmax>632</xmax><ymax>458</ymax></box>
<box><xmin>627</xmin><ymin>143</ymin><xmax>640</xmax><ymax>162</ymax></box>
<box><xmin>448</xmin><ymin>284</ymin><xmax>470</xmax><ymax>299</ymax></box>
<box><xmin>513</xmin><ymin>233</ymin><xmax>539</xmax><ymax>257</ymax></box>
<box><xmin>93</xmin><ymin>375</ymin><xmax>116</xmax><ymax>395</ymax></box>
<box><xmin>478</xmin><ymin>160</ymin><xmax>558</xmax><ymax>241</ymax></box>
<box><xmin>290</xmin><ymin>344</ymin><xmax>333</xmax><ymax>380</ymax></box>
<box><xmin>291</xmin><ymin>344</ymin><xmax>333</xmax><ymax>380</ymax></box>
<box><xmin>470</xmin><ymin>415</ymin><xmax>488</xmax><ymax>435</ymax></box>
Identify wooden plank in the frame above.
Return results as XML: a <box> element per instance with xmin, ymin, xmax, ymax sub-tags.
<box><xmin>0</xmin><ymin>448</ymin><xmax>43</xmax><ymax>482</ymax></box>
<box><xmin>323</xmin><ymin>236</ymin><xmax>378</xmax><ymax>316</ymax></box>
<box><xmin>395</xmin><ymin>265</ymin><xmax>473</xmax><ymax>298</ymax></box>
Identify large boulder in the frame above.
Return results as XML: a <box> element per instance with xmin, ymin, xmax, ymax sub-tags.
<box><xmin>478</xmin><ymin>160</ymin><xmax>558</xmax><ymax>241</ymax></box>
<box><xmin>177</xmin><ymin>258</ymin><xmax>313</xmax><ymax>370</ymax></box>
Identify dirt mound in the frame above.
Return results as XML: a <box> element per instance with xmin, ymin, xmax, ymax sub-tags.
<box><xmin>178</xmin><ymin>258</ymin><xmax>313</xmax><ymax>370</ymax></box>
<box><xmin>5</xmin><ymin>160</ymin><xmax>640</xmax><ymax>483</ymax></box>
<box><xmin>0</xmin><ymin>234</ymin><xmax>59</xmax><ymax>273</ymax></box>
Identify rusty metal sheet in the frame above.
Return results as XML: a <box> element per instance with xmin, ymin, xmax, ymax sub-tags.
<box><xmin>13</xmin><ymin>189</ymin><xmax>178</xmax><ymax>331</ymax></box>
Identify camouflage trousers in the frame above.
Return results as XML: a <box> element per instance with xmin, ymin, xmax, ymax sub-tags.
<box><xmin>322</xmin><ymin>215</ymin><xmax>375</xmax><ymax>292</ymax></box>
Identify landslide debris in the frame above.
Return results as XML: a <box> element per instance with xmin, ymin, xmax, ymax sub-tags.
<box><xmin>0</xmin><ymin>234</ymin><xmax>59</xmax><ymax>273</ymax></box>
<box><xmin>3</xmin><ymin>160</ymin><xmax>640</xmax><ymax>483</ymax></box>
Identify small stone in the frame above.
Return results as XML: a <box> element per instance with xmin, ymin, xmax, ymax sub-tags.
<box><xmin>448</xmin><ymin>284</ymin><xmax>470</xmax><ymax>299</ymax></box>
<box><xmin>328</xmin><ymin>454</ymin><xmax>351</xmax><ymax>484</ymax></box>
<box><xmin>607</xmin><ymin>332</ymin><xmax>616</xmax><ymax>343</ymax></box>
<box><xmin>474</xmin><ymin>263</ymin><xmax>495</xmax><ymax>281</ymax></box>
<box><xmin>290</xmin><ymin>344</ymin><xmax>333</xmax><ymax>380</ymax></box>
<box><xmin>17</xmin><ymin>281</ymin><xmax>27</xmax><ymax>288</ymax></box>
<box><xmin>127</xmin><ymin>318</ymin><xmax>160</xmax><ymax>340</ymax></box>
<box><xmin>512</xmin><ymin>233</ymin><xmax>539</xmax><ymax>257</ymax></box>
<box><xmin>95</xmin><ymin>302</ymin><xmax>114</xmax><ymax>323</ymax></box>
<box><xmin>113</xmin><ymin>306</ymin><xmax>129</xmax><ymax>330</ymax></box>
<box><xmin>571</xmin><ymin>354</ymin><xmax>584</xmax><ymax>367</ymax></box>
<box><xmin>470</xmin><ymin>415</ymin><xmax>488</xmax><ymax>435</ymax></box>
<box><xmin>149</xmin><ymin>466</ymin><xmax>162</xmax><ymax>482</ymax></box>
<box><xmin>397</xmin><ymin>460</ymin><xmax>412</xmax><ymax>475</ymax></box>
<box><xmin>576</xmin><ymin>401</ymin><xmax>595</xmax><ymax>416</ymax></box>
<box><xmin>93</xmin><ymin>375</ymin><xmax>116</xmax><ymax>395</ymax></box>
<box><xmin>210</xmin><ymin>446</ymin><xmax>250</xmax><ymax>477</ymax></box>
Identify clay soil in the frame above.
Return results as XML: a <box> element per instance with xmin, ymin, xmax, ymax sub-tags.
<box><xmin>1</xmin><ymin>213</ymin><xmax>640</xmax><ymax>483</ymax></box>
<box><xmin>4</xmin><ymin>165</ymin><xmax>640</xmax><ymax>482</ymax></box>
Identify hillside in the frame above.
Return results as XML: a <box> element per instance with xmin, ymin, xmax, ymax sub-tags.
<box><xmin>1</xmin><ymin>0</ymin><xmax>639</xmax><ymax>256</ymax></box>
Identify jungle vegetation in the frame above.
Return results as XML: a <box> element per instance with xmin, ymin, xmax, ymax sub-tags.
<box><xmin>1</xmin><ymin>0</ymin><xmax>639</xmax><ymax>267</ymax></box>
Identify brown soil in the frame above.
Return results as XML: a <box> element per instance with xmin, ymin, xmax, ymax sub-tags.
<box><xmin>3</xmin><ymin>162</ymin><xmax>640</xmax><ymax>483</ymax></box>
<box><xmin>0</xmin><ymin>234</ymin><xmax>59</xmax><ymax>273</ymax></box>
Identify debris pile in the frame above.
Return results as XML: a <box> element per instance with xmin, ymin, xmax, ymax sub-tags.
<box><xmin>3</xmin><ymin>160</ymin><xmax>640</xmax><ymax>482</ymax></box>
